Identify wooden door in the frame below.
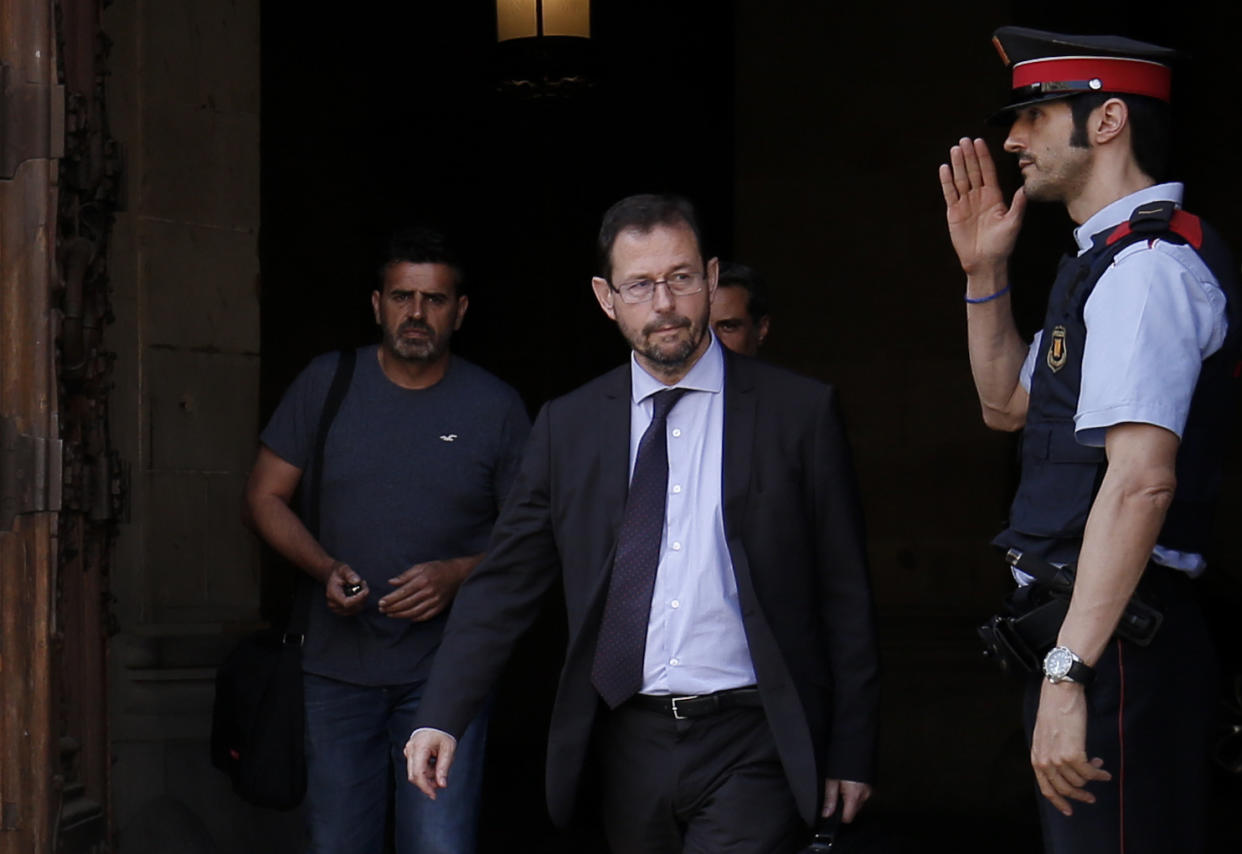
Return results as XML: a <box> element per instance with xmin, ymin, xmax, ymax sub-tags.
<box><xmin>1</xmin><ymin>2</ymin><xmax>120</xmax><ymax>851</ymax></box>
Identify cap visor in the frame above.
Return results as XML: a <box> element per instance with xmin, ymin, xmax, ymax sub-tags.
<box><xmin>986</xmin><ymin>91</ymin><xmax>1078</xmax><ymax>125</ymax></box>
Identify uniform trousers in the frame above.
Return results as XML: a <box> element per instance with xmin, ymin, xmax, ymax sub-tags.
<box><xmin>594</xmin><ymin>699</ymin><xmax>806</xmax><ymax>854</ymax></box>
<box><xmin>1022</xmin><ymin>567</ymin><xmax>1216</xmax><ymax>854</ymax></box>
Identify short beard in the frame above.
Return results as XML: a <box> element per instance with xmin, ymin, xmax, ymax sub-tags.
<box><xmin>1022</xmin><ymin>149</ymin><xmax>1092</xmax><ymax>204</ymax></box>
<box><xmin>384</xmin><ymin>320</ymin><xmax>443</xmax><ymax>363</ymax></box>
<box><xmin>628</xmin><ymin>312</ymin><xmax>707</xmax><ymax>374</ymax></box>
<box><xmin>639</xmin><ymin>335</ymin><xmax>697</xmax><ymax>368</ymax></box>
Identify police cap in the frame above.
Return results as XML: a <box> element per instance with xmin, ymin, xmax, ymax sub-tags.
<box><xmin>992</xmin><ymin>26</ymin><xmax>1177</xmax><ymax>118</ymax></box>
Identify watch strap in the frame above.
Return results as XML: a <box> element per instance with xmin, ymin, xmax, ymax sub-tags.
<box><xmin>1061</xmin><ymin>657</ymin><xmax>1095</xmax><ymax>686</ymax></box>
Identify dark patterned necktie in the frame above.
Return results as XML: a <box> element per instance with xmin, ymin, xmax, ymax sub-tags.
<box><xmin>591</xmin><ymin>387</ymin><xmax>689</xmax><ymax>708</ymax></box>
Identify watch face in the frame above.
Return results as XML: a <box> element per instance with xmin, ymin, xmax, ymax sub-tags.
<box><xmin>1045</xmin><ymin>647</ymin><xmax>1074</xmax><ymax>679</ymax></box>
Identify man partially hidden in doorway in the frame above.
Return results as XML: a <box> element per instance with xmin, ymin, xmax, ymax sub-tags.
<box><xmin>710</xmin><ymin>261</ymin><xmax>771</xmax><ymax>357</ymax></box>
<box><xmin>243</xmin><ymin>227</ymin><xmax>530</xmax><ymax>853</ymax></box>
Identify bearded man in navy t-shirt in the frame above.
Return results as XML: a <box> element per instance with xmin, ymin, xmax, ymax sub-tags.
<box><xmin>243</xmin><ymin>227</ymin><xmax>530</xmax><ymax>854</ymax></box>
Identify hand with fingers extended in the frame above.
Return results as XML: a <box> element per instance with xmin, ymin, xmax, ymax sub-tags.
<box><xmin>939</xmin><ymin>136</ymin><xmax>1027</xmax><ymax>275</ymax></box>
<box><xmin>378</xmin><ymin>558</ymin><xmax>470</xmax><ymax>622</ymax></box>
<box><xmin>325</xmin><ymin>561</ymin><xmax>369</xmax><ymax>616</ymax></box>
<box><xmin>405</xmin><ymin>728</ymin><xmax>458</xmax><ymax>800</ymax></box>
<box><xmin>1030</xmin><ymin>680</ymin><xmax>1112</xmax><ymax>816</ymax></box>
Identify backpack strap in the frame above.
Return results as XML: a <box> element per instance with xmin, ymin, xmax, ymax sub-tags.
<box><xmin>287</xmin><ymin>348</ymin><xmax>358</xmax><ymax>639</ymax></box>
<box><xmin>306</xmin><ymin>348</ymin><xmax>357</xmax><ymax>537</ymax></box>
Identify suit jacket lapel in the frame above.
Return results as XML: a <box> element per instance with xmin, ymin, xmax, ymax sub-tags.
<box><xmin>579</xmin><ymin>363</ymin><xmax>631</xmax><ymax>617</ymax></box>
<box><xmin>598</xmin><ymin>362</ymin><xmax>631</xmax><ymax>535</ymax></box>
<box><xmin>722</xmin><ymin>351</ymin><xmax>756</xmax><ymax>537</ymax></box>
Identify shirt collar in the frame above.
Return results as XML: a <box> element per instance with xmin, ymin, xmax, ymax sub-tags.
<box><xmin>630</xmin><ymin>331</ymin><xmax>724</xmax><ymax>405</ymax></box>
<box><xmin>1074</xmin><ymin>181</ymin><xmax>1185</xmax><ymax>253</ymax></box>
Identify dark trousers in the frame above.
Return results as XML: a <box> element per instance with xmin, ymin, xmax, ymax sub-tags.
<box><xmin>594</xmin><ymin>700</ymin><xmax>806</xmax><ymax>854</ymax></box>
<box><xmin>1022</xmin><ymin>568</ymin><xmax>1216</xmax><ymax>854</ymax></box>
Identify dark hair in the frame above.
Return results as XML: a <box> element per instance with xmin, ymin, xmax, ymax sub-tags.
<box><xmin>717</xmin><ymin>261</ymin><xmax>770</xmax><ymax>322</ymax></box>
<box><xmin>597</xmin><ymin>194</ymin><xmax>705</xmax><ymax>280</ymax></box>
<box><xmin>379</xmin><ymin>226</ymin><xmax>465</xmax><ymax>294</ymax></box>
<box><xmin>1068</xmin><ymin>92</ymin><xmax>1171</xmax><ymax>182</ymax></box>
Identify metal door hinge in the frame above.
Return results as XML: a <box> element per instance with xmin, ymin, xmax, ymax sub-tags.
<box><xmin>0</xmin><ymin>416</ymin><xmax>62</xmax><ymax>531</ymax></box>
<box><xmin>0</xmin><ymin>62</ymin><xmax>66</xmax><ymax>179</ymax></box>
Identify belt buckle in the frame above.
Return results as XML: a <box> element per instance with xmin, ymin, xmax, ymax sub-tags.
<box><xmin>669</xmin><ymin>695</ymin><xmax>697</xmax><ymax>720</ymax></box>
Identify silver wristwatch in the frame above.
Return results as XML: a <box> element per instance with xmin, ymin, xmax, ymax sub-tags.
<box><xmin>1042</xmin><ymin>646</ymin><xmax>1095</xmax><ymax>686</ymax></box>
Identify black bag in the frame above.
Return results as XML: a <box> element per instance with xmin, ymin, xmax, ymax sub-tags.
<box><xmin>210</xmin><ymin>624</ymin><xmax>309</xmax><ymax>809</ymax></box>
<box><xmin>799</xmin><ymin>811</ymin><xmax>841</xmax><ymax>853</ymax></box>
<box><xmin>798</xmin><ymin>808</ymin><xmax>915</xmax><ymax>853</ymax></box>
<box><xmin>209</xmin><ymin>348</ymin><xmax>356</xmax><ymax>809</ymax></box>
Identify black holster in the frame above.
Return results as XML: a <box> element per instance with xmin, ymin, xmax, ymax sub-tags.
<box><xmin>977</xmin><ymin>585</ymin><xmax>1068</xmax><ymax>676</ymax></box>
<box><xmin>977</xmin><ymin>557</ymin><xmax>1165</xmax><ymax>677</ymax></box>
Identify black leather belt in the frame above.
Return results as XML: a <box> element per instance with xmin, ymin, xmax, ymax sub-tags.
<box><xmin>628</xmin><ymin>687</ymin><xmax>761</xmax><ymax>720</ymax></box>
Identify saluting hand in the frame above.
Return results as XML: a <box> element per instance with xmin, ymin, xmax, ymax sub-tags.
<box><xmin>940</xmin><ymin>137</ymin><xmax>1027</xmax><ymax>275</ymax></box>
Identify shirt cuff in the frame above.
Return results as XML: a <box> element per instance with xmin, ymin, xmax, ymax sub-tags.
<box><xmin>409</xmin><ymin>727</ymin><xmax>457</xmax><ymax>745</ymax></box>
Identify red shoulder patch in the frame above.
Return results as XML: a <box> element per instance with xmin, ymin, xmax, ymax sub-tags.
<box><xmin>1106</xmin><ymin>209</ymin><xmax>1204</xmax><ymax>249</ymax></box>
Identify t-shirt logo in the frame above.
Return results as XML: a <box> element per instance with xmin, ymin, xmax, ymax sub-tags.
<box><xmin>440</xmin><ymin>433</ymin><xmax>458</xmax><ymax>442</ymax></box>
<box><xmin>1047</xmin><ymin>325</ymin><xmax>1068</xmax><ymax>373</ymax></box>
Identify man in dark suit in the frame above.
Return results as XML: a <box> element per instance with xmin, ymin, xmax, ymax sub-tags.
<box><xmin>405</xmin><ymin>194</ymin><xmax>879</xmax><ymax>852</ymax></box>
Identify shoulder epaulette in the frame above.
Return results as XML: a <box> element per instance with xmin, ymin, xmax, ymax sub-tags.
<box><xmin>1106</xmin><ymin>200</ymin><xmax>1202</xmax><ymax>249</ymax></box>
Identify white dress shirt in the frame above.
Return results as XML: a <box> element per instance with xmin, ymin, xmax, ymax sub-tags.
<box><xmin>628</xmin><ymin>334</ymin><xmax>756</xmax><ymax>695</ymax></box>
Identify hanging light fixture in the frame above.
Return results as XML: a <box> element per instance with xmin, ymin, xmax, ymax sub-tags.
<box><xmin>497</xmin><ymin>0</ymin><xmax>591</xmax><ymax>42</ymax></box>
<box><xmin>494</xmin><ymin>0</ymin><xmax>595</xmax><ymax>100</ymax></box>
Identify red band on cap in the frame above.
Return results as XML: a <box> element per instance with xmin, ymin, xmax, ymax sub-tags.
<box><xmin>1012</xmin><ymin>56</ymin><xmax>1171</xmax><ymax>102</ymax></box>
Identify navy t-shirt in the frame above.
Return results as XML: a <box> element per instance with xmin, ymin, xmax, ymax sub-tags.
<box><xmin>260</xmin><ymin>346</ymin><xmax>531</xmax><ymax>686</ymax></box>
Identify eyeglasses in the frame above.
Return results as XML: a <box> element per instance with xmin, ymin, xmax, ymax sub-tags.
<box><xmin>607</xmin><ymin>272</ymin><xmax>706</xmax><ymax>305</ymax></box>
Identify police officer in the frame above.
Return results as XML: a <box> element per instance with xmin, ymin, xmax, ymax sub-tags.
<box><xmin>940</xmin><ymin>27</ymin><xmax>1240</xmax><ymax>854</ymax></box>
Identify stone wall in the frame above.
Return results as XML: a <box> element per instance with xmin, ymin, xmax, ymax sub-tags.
<box><xmin>103</xmin><ymin>1</ymin><xmax>297</xmax><ymax>850</ymax></box>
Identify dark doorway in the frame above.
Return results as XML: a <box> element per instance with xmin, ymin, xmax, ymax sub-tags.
<box><xmin>261</xmin><ymin>1</ymin><xmax>735</xmax><ymax>413</ymax></box>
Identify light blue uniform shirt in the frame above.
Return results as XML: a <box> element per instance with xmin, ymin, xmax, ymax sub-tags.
<box><xmin>629</xmin><ymin>333</ymin><xmax>757</xmax><ymax>695</ymax></box>
<box><xmin>1018</xmin><ymin>182</ymin><xmax>1229</xmax><ymax>575</ymax></box>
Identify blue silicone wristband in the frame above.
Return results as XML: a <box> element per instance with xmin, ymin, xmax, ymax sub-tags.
<box><xmin>964</xmin><ymin>284</ymin><xmax>1011</xmax><ymax>304</ymax></box>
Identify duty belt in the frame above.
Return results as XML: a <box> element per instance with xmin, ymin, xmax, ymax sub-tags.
<box><xmin>977</xmin><ymin>549</ymin><xmax>1165</xmax><ymax>676</ymax></box>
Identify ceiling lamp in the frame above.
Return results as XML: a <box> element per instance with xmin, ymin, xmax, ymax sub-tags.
<box><xmin>497</xmin><ymin>0</ymin><xmax>591</xmax><ymax>42</ymax></box>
